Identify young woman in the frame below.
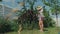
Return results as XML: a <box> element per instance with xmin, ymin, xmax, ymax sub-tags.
<box><xmin>37</xmin><ymin>6</ymin><xmax>44</xmax><ymax>32</ymax></box>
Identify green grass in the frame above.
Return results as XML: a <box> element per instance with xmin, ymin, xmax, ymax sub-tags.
<box><xmin>5</xmin><ymin>27</ymin><xmax>60</xmax><ymax>34</ymax></box>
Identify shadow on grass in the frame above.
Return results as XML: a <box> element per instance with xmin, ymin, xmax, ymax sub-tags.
<box><xmin>4</xmin><ymin>27</ymin><xmax>60</xmax><ymax>34</ymax></box>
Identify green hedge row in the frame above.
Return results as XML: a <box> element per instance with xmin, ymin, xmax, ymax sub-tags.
<box><xmin>0</xmin><ymin>18</ymin><xmax>18</xmax><ymax>33</ymax></box>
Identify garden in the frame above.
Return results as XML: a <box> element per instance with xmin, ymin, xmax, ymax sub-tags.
<box><xmin>0</xmin><ymin>0</ymin><xmax>60</xmax><ymax>34</ymax></box>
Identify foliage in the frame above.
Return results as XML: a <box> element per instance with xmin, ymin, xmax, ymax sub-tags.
<box><xmin>42</xmin><ymin>0</ymin><xmax>60</xmax><ymax>27</ymax></box>
<box><xmin>43</xmin><ymin>8</ymin><xmax>55</xmax><ymax>27</ymax></box>
<box><xmin>16</xmin><ymin>0</ymin><xmax>56</xmax><ymax>30</ymax></box>
<box><xmin>17</xmin><ymin>8</ymin><xmax>55</xmax><ymax>30</ymax></box>
<box><xmin>0</xmin><ymin>17</ymin><xmax>18</xmax><ymax>33</ymax></box>
<box><xmin>42</xmin><ymin>0</ymin><xmax>60</xmax><ymax>14</ymax></box>
<box><xmin>17</xmin><ymin>10</ymin><xmax>38</xmax><ymax>30</ymax></box>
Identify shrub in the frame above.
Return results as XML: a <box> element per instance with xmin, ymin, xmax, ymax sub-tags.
<box><xmin>0</xmin><ymin>18</ymin><xmax>18</xmax><ymax>33</ymax></box>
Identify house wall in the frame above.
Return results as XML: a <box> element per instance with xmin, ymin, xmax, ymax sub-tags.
<box><xmin>52</xmin><ymin>16</ymin><xmax>60</xmax><ymax>27</ymax></box>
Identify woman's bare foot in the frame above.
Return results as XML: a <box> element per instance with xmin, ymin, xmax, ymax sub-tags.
<box><xmin>40</xmin><ymin>30</ymin><xmax>43</xmax><ymax>32</ymax></box>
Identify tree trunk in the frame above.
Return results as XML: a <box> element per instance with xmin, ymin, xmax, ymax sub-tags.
<box><xmin>56</xmin><ymin>13</ymin><xmax>58</xmax><ymax>27</ymax></box>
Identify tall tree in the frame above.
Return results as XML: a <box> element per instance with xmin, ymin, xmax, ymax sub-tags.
<box><xmin>42</xmin><ymin>0</ymin><xmax>60</xmax><ymax>27</ymax></box>
<box><xmin>17</xmin><ymin>0</ymin><xmax>38</xmax><ymax>34</ymax></box>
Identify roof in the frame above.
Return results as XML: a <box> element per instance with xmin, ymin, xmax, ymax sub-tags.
<box><xmin>0</xmin><ymin>4</ymin><xmax>15</xmax><ymax>9</ymax></box>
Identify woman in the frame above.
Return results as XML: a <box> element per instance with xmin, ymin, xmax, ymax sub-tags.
<box><xmin>37</xmin><ymin>6</ymin><xmax>44</xmax><ymax>32</ymax></box>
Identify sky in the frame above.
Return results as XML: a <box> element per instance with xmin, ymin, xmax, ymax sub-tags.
<box><xmin>1</xmin><ymin>0</ymin><xmax>44</xmax><ymax>9</ymax></box>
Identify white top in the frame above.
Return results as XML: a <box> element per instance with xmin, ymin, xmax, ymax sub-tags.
<box><xmin>38</xmin><ymin>8</ymin><xmax>44</xmax><ymax>18</ymax></box>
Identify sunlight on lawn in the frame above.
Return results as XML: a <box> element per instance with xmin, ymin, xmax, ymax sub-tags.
<box><xmin>5</xmin><ymin>27</ymin><xmax>59</xmax><ymax>34</ymax></box>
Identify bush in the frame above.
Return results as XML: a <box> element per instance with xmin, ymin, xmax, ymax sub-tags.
<box><xmin>43</xmin><ymin>9</ymin><xmax>55</xmax><ymax>28</ymax></box>
<box><xmin>43</xmin><ymin>17</ymin><xmax>55</xmax><ymax>27</ymax></box>
<box><xmin>0</xmin><ymin>18</ymin><xmax>18</xmax><ymax>33</ymax></box>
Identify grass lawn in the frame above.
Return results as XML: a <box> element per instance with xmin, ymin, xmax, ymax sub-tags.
<box><xmin>5</xmin><ymin>27</ymin><xmax>60</xmax><ymax>34</ymax></box>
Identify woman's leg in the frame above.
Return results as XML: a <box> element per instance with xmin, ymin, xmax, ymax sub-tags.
<box><xmin>39</xmin><ymin>20</ymin><xmax>44</xmax><ymax>32</ymax></box>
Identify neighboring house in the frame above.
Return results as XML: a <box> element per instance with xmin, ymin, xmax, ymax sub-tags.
<box><xmin>0</xmin><ymin>4</ymin><xmax>18</xmax><ymax>20</ymax></box>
